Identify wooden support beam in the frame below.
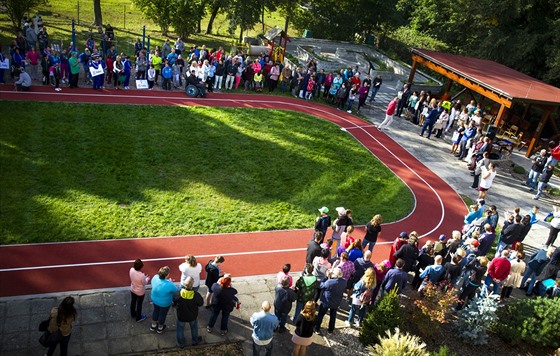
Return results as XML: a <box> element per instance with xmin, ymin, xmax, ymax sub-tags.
<box><xmin>411</xmin><ymin>54</ymin><xmax>512</xmax><ymax>108</ymax></box>
<box><xmin>407</xmin><ymin>59</ymin><xmax>418</xmax><ymax>84</ymax></box>
<box><xmin>494</xmin><ymin>104</ymin><xmax>508</xmax><ymax>128</ymax></box>
<box><xmin>526</xmin><ymin>108</ymin><xmax>553</xmax><ymax>157</ymax></box>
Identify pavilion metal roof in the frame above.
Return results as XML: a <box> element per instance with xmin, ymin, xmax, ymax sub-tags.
<box><xmin>412</xmin><ymin>48</ymin><xmax>560</xmax><ymax>107</ymax></box>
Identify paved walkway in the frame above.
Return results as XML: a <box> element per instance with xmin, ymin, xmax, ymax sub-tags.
<box><xmin>1</xmin><ymin>275</ymin><xmax>340</xmax><ymax>356</ymax></box>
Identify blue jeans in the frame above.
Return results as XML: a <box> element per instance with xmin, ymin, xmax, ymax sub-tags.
<box><xmin>177</xmin><ymin>318</ymin><xmax>199</xmax><ymax>347</ymax></box>
<box><xmin>363</xmin><ymin>239</ymin><xmax>376</xmax><ymax>252</ymax></box>
<box><xmin>420</xmin><ymin>121</ymin><xmax>434</xmax><ymax>138</ymax></box>
<box><xmin>526</xmin><ymin>169</ymin><xmax>541</xmax><ymax>189</ymax></box>
<box><xmin>483</xmin><ymin>275</ymin><xmax>502</xmax><ymax>295</ymax></box>
<box><xmin>252</xmin><ymin>340</ymin><xmax>273</xmax><ymax>356</ymax></box>
<box><xmin>292</xmin><ymin>301</ymin><xmax>304</xmax><ymax>323</ymax></box>
<box><xmin>152</xmin><ymin>304</ymin><xmax>171</xmax><ymax>326</ymax></box>
<box><xmin>274</xmin><ymin>309</ymin><xmax>288</xmax><ymax>332</ymax></box>
<box><xmin>369</xmin><ymin>87</ymin><xmax>379</xmax><ymax>101</ymax></box>
<box><xmin>347</xmin><ymin>304</ymin><xmax>366</xmax><ymax>324</ymax></box>
<box><xmin>521</xmin><ymin>266</ymin><xmax>538</xmax><ymax>294</ymax></box>
<box><xmin>315</xmin><ymin>303</ymin><xmax>338</xmax><ymax>333</ymax></box>
<box><xmin>208</xmin><ymin>305</ymin><xmax>231</xmax><ymax>332</ymax></box>
<box><xmin>535</xmin><ymin>181</ymin><xmax>547</xmax><ymax>199</ymax></box>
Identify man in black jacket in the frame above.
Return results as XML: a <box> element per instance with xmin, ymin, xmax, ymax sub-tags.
<box><xmin>186</xmin><ymin>70</ymin><xmax>206</xmax><ymax>97</ymax></box>
<box><xmin>394</xmin><ymin>236</ymin><xmax>419</xmax><ymax>272</ymax></box>
<box><xmin>174</xmin><ymin>276</ymin><xmax>204</xmax><ymax>348</ymax></box>
<box><xmin>274</xmin><ymin>276</ymin><xmax>297</xmax><ymax>333</ymax></box>
<box><xmin>305</xmin><ymin>232</ymin><xmax>323</xmax><ymax>264</ymax></box>
<box><xmin>495</xmin><ymin>215</ymin><xmax>522</xmax><ymax>257</ymax></box>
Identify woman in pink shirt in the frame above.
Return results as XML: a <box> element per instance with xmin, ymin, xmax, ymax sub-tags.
<box><xmin>130</xmin><ymin>259</ymin><xmax>150</xmax><ymax>322</ymax></box>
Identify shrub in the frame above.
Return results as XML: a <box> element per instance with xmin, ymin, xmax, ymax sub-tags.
<box><xmin>360</xmin><ymin>288</ymin><xmax>404</xmax><ymax>346</ymax></box>
<box><xmin>413</xmin><ymin>282</ymin><xmax>458</xmax><ymax>338</ymax></box>
<box><xmin>513</xmin><ymin>165</ymin><xmax>526</xmax><ymax>174</ymax></box>
<box><xmin>454</xmin><ymin>290</ymin><xmax>499</xmax><ymax>345</ymax></box>
<box><xmin>494</xmin><ymin>296</ymin><xmax>560</xmax><ymax>348</ymax></box>
<box><xmin>414</xmin><ymin>282</ymin><xmax>458</xmax><ymax>324</ymax></box>
<box><xmin>367</xmin><ymin>328</ymin><xmax>429</xmax><ymax>356</ymax></box>
<box><xmin>430</xmin><ymin>345</ymin><xmax>455</xmax><ymax>356</ymax></box>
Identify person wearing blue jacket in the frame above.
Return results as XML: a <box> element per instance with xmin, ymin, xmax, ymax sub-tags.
<box><xmin>419</xmin><ymin>102</ymin><xmax>442</xmax><ymax>139</ymax></box>
<box><xmin>521</xmin><ymin>247</ymin><xmax>554</xmax><ymax>296</ymax></box>
<box><xmin>314</xmin><ymin>267</ymin><xmax>346</xmax><ymax>335</ymax></box>
<box><xmin>122</xmin><ymin>55</ymin><xmax>132</xmax><ymax>89</ymax></box>
<box><xmin>150</xmin><ymin>266</ymin><xmax>178</xmax><ymax>333</ymax></box>
<box><xmin>457</xmin><ymin>121</ymin><xmax>476</xmax><ymax>159</ymax></box>
<box><xmin>418</xmin><ymin>255</ymin><xmax>445</xmax><ymax>291</ymax></box>
<box><xmin>250</xmin><ymin>300</ymin><xmax>279</xmax><ymax>356</ymax></box>
<box><xmin>162</xmin><ymin>61</ymin><xmax>173</xmax><ymax>91</ymax></box>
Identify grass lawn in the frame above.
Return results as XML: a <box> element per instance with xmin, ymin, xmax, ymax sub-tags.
<box><xmin>0</xmin><ymin>102</ymin><xmax>413</xmax><ymax>244</ymax></box>
<box><xmin>0</xmin><ymin>0</ymin><xmax>293</xmax><ymax>58</ymax></box>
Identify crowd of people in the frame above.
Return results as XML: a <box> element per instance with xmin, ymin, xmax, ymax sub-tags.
<box><xmin>3</xmin><ymin>27</ymin><xmax>388</xmax><ymax>112</ymax></box>
<box><xmin>36</xmin><ymin>202</ymin><xmax>560</xmax><ymax>356</ymax></box>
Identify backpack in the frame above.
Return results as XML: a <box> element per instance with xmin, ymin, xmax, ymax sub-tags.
<box><xmin>359</xmin><ymin>288</ymin><xmax>373</xmax><ymax>305</ymax></box>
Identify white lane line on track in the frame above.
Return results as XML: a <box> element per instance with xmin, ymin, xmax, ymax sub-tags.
<box><xmin>0</xmin><ymin>241</ymin><xmax>395</xmax><ymax>272</ymax></box>
<box><xmin>0</xmin><ymin>247</ymin><xmax>305</xmax><ymax>272</ymax></box>
<box><xmin>0</xmin><ymin>91</ymin><xmax>446</xmax><ymax>238</ymax></box>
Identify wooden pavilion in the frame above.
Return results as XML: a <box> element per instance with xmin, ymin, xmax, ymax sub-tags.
<box><xmin>408</xmin><ymin>48</ymin><xmax>560</xmax><ymax>157</ymax></box>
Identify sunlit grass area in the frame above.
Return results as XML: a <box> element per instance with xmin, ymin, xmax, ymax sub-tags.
<box><xmin>0</xmin><ymin>102</ymin><xmax>413</xmax><ymax>244</ymax></box>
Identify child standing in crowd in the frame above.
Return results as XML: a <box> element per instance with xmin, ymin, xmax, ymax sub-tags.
<box><xmin>172</xmin><ymin>61</ymin><xmax>181</xmax><ymax>88</ymax></box>
<box><xmin>336</xmin><ymin>83</ymin><xmax>348</xmax><ymax>110</ymax></box>
<box><xmin>346</xmin><ymin>84</ymin><xmax>357</xmax><ymax>113</ymax></box>
<box><xmin>305</xmin><ymin>76</ymin><xmax>315</xmax><ymax>100</ymax></box>
<box><xmin>147</xmin><ymin>64</ymin><xmax>155</xmax><ymax>90</ymax></box>
<box><xmin>161</xmin><ymin>61</ymin><xmax>172</xmax><ymax>91</ymax></box>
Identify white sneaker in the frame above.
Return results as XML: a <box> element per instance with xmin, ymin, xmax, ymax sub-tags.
<box><xmin>347</xmin><ymin>110</ymin><xmax>352</xmax><ymax>113</ymax></box>
<box><xmin>344</xmin><ymin>320</ymin><xmax>351</xmax><ymax>328</ymax></box>
<box><xmin>354</xmin><ymin>321</ymin><xmax>361</xmax><ymax>328</ymax></box>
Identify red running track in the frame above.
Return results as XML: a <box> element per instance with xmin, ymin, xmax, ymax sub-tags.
<box><xmin>0</xmin><ymin>87</ymin><xmax>466</xmax><ymax>297</ymax></box>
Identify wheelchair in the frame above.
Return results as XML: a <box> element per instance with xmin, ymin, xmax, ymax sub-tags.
<box><xmin>186</xmin><ymin>84</ymin><xmax>206</xmax><ymax>98</ymax></box>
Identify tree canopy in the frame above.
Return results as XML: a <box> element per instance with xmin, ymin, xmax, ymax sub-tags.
<box><xmin>0</xmin><ymin>0</ymin><xmax>48</xmax><ymax>32</ymax></box>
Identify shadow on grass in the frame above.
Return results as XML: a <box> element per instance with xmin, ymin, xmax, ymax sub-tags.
<box><xmin>0</xmin><ymin>103</ymin><xmax>411</xmax><ymax>243</ymax></box>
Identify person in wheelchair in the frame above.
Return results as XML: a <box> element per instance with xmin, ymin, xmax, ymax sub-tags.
<box><xmin>186</xmin><ymin>69</ymin><xmax>206</xmax><ymax>97</ymax></box>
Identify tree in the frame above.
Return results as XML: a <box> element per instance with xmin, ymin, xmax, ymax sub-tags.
<box><xmin>171</xmin><ymin>0</ymin><xmax>204</xmax><ymax>39</ymax></box>
<box><xmin>132</xmin><ymin>0</ymin><xmax>174</xmax><ymax>35</ymax></box>
<box><xmin>225</xmin><ymin>0</ymin><xmax>261</xmax><ymax>42</ymax></box>
<box><xmin>0</xmin><ymin>0</ymin><xmax>48</xmax><ymax>32</ymax></box>
<box><xmin>205</xmin><ymin>0</ymin><xmax>225</xmax><ymax>34</ymax></box>
<box><xmin>93</xmin><ymin>0</ymin><xmax>102</xmax><ymax>27</ymax></box>
<box><xmin>276</xmin><ymin>0</ymin><xmax>298</xmax><ymax>35</ymax></box>
<box><xmin>395</xmin><ymin>0</ymin><xmax>560</xmax><ymax>85</ymax></box>
<box><xmin>292</xmin><ymin>0</ymin><xmax>396</xmax><ymax>41</ymax></box>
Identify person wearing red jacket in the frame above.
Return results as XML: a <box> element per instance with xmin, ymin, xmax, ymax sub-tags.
<box><xmin>377</xmin><ymin>97</ymin><xmax>398</xmax><ymax>130</ymax></box>
<box><xmin>389</xmin><ymin>231</ymin><xmax>409</xmax><ymax>267</ymax></box>
<box><xmin>484</xmin><ymin>250</ymin><xmax>511</xmax><ymax>295</ymax></box>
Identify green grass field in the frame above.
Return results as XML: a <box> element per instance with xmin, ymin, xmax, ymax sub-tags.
<box><xmin>0</xmin><ymin>102</ymin><xmax>413</xmax><ymax>244</ymax></box>
<box><xmin>0</xmin><ymin>0</ymin><xmax>292</xmax><ymax>57</ymax></box>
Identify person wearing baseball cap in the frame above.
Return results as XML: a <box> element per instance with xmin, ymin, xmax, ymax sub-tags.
<box><xmin>434</xmin><ymin>234</ymin><xmax>447</xmax><ymax>255</ymax></box>
<box><xmin>314</xmin><ymin>207</ymin><xmax>331</xmax><ymax>244</ymax></box>
<box><xmin>389</xmin><ymin>232</ymin><xmax>409</xmax><ymax>266</ymax></box>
